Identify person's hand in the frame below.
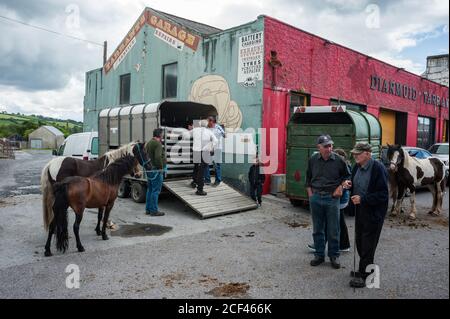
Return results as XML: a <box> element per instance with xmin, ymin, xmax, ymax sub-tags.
<box><xmin>342</xmin><ymin>180</ymin><xmax>352</xmax><ymax>189</ymax></box>
<box><xmin>307</xmin><ymin>187</ymin><xmax>313</xmax><ymax>198</ymax></box>
<box><xmin>332</xmin><ymin>185</ymin><xmax>343</xmax><ymax>198</ymax></box>
<box><xmin>351</xmin><ymin>195</ymin><xmax>361</xmax><ymax>205</ymax></box>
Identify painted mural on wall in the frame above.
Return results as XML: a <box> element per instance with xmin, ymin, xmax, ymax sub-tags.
<box><xmin>189</xmin><ymin>75</ymin><xmax>243</xmax><ymax>131</ymax></box>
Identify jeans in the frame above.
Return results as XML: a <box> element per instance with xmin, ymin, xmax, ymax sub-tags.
<box><xmin>324</xmin><ymin>209</ymin><xmax>350</xmax><ymax>250</ymax></box>
<box><xmin>310</xmin><ymin>193</ymin><xmax>340</xmax><ymax>258</ymax></box>
<box><xmin>204</xmin><ymin>150</ymin><xmax>222</xmax><ymax>183</ymax></box>
<box><xmin>146</xmin><ymin>171</ymin><xmax>163</xmax><ymax>213</ymax></box>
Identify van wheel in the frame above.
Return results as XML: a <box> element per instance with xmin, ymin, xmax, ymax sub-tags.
<box><xmin>131</xmin><ymin>182</ymin><xmax>146</xmax><ymax>203</ymax></box>
<box><xmin>118</xmin><ymin>180</ymin><xmax>131</xmax><ymax>198</ymax></box>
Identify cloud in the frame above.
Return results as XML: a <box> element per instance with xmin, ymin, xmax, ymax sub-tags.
<box><xmin>0</xmin><ymin>0</ymin><xmax>448</xmax><ymax>121</ymax></box>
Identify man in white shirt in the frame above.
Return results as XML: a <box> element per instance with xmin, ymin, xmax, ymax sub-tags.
<box><xmin>192</xmin><ymin>120</ymin><xmax>218</xmax><ymax>195</ymax></box>
<box><xmin>205</xmin><ymin>116</ymin><xmax>226</xmax><ymax>186</ymax></box>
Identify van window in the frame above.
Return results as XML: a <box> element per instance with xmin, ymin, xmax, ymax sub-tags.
<box><xmin>58</xmin><ymin>143</ymin><xmax>65</xmax><ymax>156</ymax></box>
<box><xmin>91</xmin><ymin>137</ymin><xmax>99</xmax><ymax>155</ymax></box>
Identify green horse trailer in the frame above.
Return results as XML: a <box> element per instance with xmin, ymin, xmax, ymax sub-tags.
<box><xmin>286</xmin><ymin>105</ymin><xmax>382</xmax><ymax>205</ymax></box>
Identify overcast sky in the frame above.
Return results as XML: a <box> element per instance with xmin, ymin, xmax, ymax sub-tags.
<box><xmin>0</xmin><ymin>0</ymin><xmax>448</xmax><ymax>121</ymax></box>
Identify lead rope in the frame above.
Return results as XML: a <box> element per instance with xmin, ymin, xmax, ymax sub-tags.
<box><xmin>137</xmin><ymin>143</ymin><xmax>162</xmax><ymax>181</ymax></box>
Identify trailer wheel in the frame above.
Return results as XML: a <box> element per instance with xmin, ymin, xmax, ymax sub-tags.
<box><xmin>118</xmin><ymin>180</ymin><xmax>131</xmax><ymax>198</ymax></box>
<box><xmin>131</xmin><ymin>182</ymin><xmax>146</xmax><ymax>203</ymax></box>
<box><xmin>289</xmin><ymin>199</ymin><xmax>303</xmax><ymax>207</ymax></box>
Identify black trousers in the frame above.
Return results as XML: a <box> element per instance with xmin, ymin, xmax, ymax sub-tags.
<box><xmin>250</xmin><ymin>183</ymin><xmax>263</xmax><ymax>204</ymax></box>
<box><xmin>355</xmin><ymin>206</ymin><xmax>384</xmax><ymax>276</ymax></box>
<box><xmin>193</xmin><ymin>161</ymin><xmax>207</xmax><ymax>191</ymax></box>
<box><xmin>324</xmin><ymin>209</ymin><xmax>350</xmax><ymax>250</ymax></box>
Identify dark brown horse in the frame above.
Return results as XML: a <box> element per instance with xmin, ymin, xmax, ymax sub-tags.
<box><xmin>44</xmin><ymin>144</ymin><xmax>151</xmax><ymax>256</ymax></box>
<box><xmin>41</xmin><ymin>142</ymin><xmax>138</xmax><ymax>231</ymax></box>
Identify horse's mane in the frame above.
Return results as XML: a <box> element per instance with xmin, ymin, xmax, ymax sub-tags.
<box><xmin>102</xmin><ymin>142</ymin><xmax>137</xmax><ymax>166</ymax></box>
<box><xmin>93</xmin><ymin>155</ymin><xmax>135</xmax><ymax>186</ymax></box>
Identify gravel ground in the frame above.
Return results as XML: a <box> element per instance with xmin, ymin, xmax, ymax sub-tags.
<box><xmin>0</xmin><ymin>150</ymin><xmax>448</xmax><ymax>299</ymax></box>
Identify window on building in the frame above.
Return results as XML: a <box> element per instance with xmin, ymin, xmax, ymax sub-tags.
<box><xmin>330</xmin><ymin>100</ymin><xmax>366</xmax><ymax>111</ymax></box>
<box><xmin>119</xmin><ymin>73</ymin><xmax>131</xmax><ymax>105</ymax></box>
<box><xmin>162</xmin><ymin>63</ymin><xmax>178</xmax><ymax>99</ymax></box>
<box><xmin>290</xmin><ymin>92</ymin><xmax>310</xmax><ymax>115</ymax></box>
<box><xmin>417</xmin><ymin>116</ymin><xmax>435</xmax><ymax>150</ymax></box>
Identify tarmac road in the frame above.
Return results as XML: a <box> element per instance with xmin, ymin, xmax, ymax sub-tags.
<box><xmin>0</xmin><ymin>150</ymin><xmax>448</xmax><ymax>298</ymax></box>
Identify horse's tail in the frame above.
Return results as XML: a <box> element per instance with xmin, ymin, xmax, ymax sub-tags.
<box><xmin>53</xmin><ymin>182</ymin><xmax>69</xmax><ymax>253</ymax></box>
<box><xmin>41</xmin><ymin>162</ymin><xmax>54</xmax><ymax>231</ymax></box>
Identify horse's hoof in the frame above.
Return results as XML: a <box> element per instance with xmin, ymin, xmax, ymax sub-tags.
<box><xmin>44</xmin><ymin>251</ymin><xmax>52</xmax><ymax>257</ymax></box>
<box><xmin>102</xmin><ymin>235</ymin><xmax>109</xmax><ymax>241</ymax></box>
<box><xmin>431</xmin><ymin>211</ymin><xmax>440</xmax><ymax>217</ymax></box>
<box><xmin>428</xmin><ymin>211</ymin><xmax>434</xmax><ymax>215</ymax></box>
<box><xmin>77</xmin><ymin>246</ymin><xmax>85</xmax><ymax>253</ymax></box>
<box><xmin>96</xmin><ymin>231</ymin><xmax>102</xmax><ymax>236</ymax></box>
<box><xmin>408</xmin><ymin>214</ymin><xmax>416</xmax><ymax>220</ymax></box>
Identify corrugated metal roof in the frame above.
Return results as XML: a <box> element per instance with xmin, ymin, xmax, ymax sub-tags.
<box><xmin>150</xmin><ymin>8</ymin><xmax>222</xmax><ymax>36</ymax></box>
<box><xmin>43</xmin><ymin>126</ymin><xmax>64</xmax><ymax>136</ymax></box>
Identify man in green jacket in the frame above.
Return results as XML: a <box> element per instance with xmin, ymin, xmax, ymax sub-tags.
<box><xmin>145</xmin><ymin>128</ymin><xmax>166</xmax><ymax>216</ymax></box>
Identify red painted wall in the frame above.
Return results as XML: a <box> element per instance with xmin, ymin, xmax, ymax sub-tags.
<box><xmin>261</xmin><ymin>16</ymin><xmax>449</xmax><ymax>192</ymax></box>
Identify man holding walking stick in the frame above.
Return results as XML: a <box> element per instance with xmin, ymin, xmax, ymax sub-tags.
<box><xmin>349</xmin><ymin>142</ymin><xmax>389</xmax><ymax>288</ymax></box>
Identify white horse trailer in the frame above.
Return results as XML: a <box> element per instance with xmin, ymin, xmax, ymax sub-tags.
<box><xmin>98</xmin><ymin>101</ymin><xmax>257</xmax><ymax>218</ymax></box>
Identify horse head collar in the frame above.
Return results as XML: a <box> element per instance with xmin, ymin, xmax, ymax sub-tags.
<box><xmin>387</xmin><ymin>144</ymin><xmax>403</xmax><ymax>173</ymax></box>
<box><xmin>132</xmin><ymin>142</ymin><xmax>151</xmax><ymax>171</ymax></box>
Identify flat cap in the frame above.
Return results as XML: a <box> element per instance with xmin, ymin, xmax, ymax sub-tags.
<box><xmin>350</xmin><ymin>142</ymin><xmax>372</xmax><ymax>154</ymax></box>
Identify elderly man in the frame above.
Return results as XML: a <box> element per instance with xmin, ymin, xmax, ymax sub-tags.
<box><xmin>349</xmin><ymin>142</ymin><xmax>389</xmax><ymax>288</ymax></box>
<box><xmin>306</xmin><ymin>135</ymin><xmax>351</xmax><ymax>269</ymax></box>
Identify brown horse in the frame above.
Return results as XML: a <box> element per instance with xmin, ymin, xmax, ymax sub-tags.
<box><xmin>41</xmin><ymin>142</ymin><xmax>138</xmax><ymax>231</ymax></box>
<box><xmin>44</xmin><ymin>144</ymin><xmax>151</xmax><ymax>256</ymax></box>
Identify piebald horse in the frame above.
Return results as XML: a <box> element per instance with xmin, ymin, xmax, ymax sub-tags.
<box><xmin>387</xmin><ymin>144</ymin><xmax>446</xmax><ymax>220</ymax></box>
<box><xmin>45</xmin><ymin>150</ymin><xmax>150</xmax><ymax>256</ymax></box>
<box><xmin>41</xmin><ymin>142</ymin><xmax>139</xmax><ymax>231</ymax></box>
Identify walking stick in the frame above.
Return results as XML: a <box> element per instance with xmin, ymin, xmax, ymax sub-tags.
<box><xmin>353</xmin><ymin>203</ymin><xmax>358</xmax><ymax>292</ymax></box>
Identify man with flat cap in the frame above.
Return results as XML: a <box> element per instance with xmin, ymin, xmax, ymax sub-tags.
<box><xmin>349</xmin><ymin>142</ymin><xmax>389</xmax><ymax>288</ymax></box>
<box><xmin>306</xmin><ymin>134</ymin><xmax>351</xmax><ymax>269</ymax></box>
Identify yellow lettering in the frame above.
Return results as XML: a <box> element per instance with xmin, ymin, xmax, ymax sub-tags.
<box><xmin>170</xmin><ymin>25</ymin><xmax>178</xmax><ymax>37</ymax></box>
<box><xmin>178</xmin><ymin>30</ymin><xmax>186</xmax><ymax>41</ymax></box>
<box><xmin>186</xmin><ymin>34</ymin><xmax>196</xmax><ymax>46</ymax></box>
<box><xmin>156</xmin><ymin>19</ymin><xmax>164</xmax><ymax>29</ymax></box>
<box><xmin>150</xmin><ymin>15</ymin><xmax>157</xmax><ymax>26</ymax></box>
<box><xmin>163</xmin><ymin>21</ymin><xmax>171</xmax><ymax>33</ymax></box>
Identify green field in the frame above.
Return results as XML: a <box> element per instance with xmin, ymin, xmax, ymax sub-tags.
<box><xmin>0</xmin><ymin>112</ymin><xmax>83</xmax><ymax>139</ymax></box>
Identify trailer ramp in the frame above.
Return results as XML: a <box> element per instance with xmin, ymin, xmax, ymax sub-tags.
<box><xmin>163</xmin><ymin>179</ymin><xmax>257</xmax><ymax>218</ymax></box>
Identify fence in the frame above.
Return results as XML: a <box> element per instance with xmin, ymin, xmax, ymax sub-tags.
<box><xmin>0</xmin><ymin>139</ymin><xmax>15</xmax><ymax>159</ymax></box>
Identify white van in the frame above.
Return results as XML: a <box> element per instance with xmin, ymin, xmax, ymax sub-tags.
<box><xmin>54</xmin><ymin>132</ymin><xmax>99</xmax><ymax>160</ymax></box>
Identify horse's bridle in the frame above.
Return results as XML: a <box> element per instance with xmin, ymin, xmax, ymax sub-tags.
<box><xmin>135</xmin><ymin>143</ymin><xmax>151</xmax><ymax>173</ymax></box>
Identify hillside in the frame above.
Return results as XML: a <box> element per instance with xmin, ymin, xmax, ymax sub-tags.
<box><xmin>0</xmin><ymin>112</ymin><xmax>83</xmax><ymax>139</ymax></box>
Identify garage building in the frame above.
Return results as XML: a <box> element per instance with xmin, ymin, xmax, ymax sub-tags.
<box><xmin>28</xmin><ymin>126</ymin><xmax>65</xmax><ymax>149</ymax></box>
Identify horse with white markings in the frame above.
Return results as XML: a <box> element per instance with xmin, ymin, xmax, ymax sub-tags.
<box><xmin>387</xmin><ymin>144</ymin><xmax>446</xmax><ymax>220</ymax></box>
<box><xmin>40</xmin><ymin>142</ymin><xmax>140</xmax><ymax>231</ymax></box>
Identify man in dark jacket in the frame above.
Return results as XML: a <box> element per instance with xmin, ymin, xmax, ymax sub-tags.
<box><xmin>248</xmin><ymin>155</ymin><xmax>265</xmax><ymax>207</ymax></box>
<box><xmin>349</xmin><ymin>142</ymin><xmax>389</xmax><ymax>288</ymax></box>
<box><xmin>145</xmin><ymin>128</ymin><xmax>166</xmax><ymax>216</ymax></box>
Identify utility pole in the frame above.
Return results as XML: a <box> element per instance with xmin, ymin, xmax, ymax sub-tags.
<box><xmin>103</xmin><ymin>41</ymin><xmax>108</xmax><ymax>65</ymax></box>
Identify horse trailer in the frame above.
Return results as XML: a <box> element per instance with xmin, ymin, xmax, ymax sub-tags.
<box><xmin>98</xmin><ymin>101</ymin><xmax>258</xmax><ymax>218</ymax></box>
<box><xmin>286</xmin><ymin>105</ymin><xmax>382</xmax><ymax>206</ymax></box>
